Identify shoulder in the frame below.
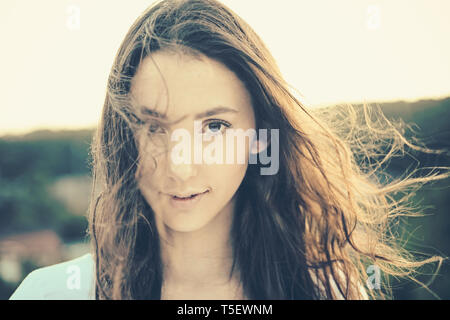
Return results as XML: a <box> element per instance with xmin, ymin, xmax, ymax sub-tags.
<box><xmin>9</xmin><ymin>253</ymin><xmax>96</xmax><ymax>300</ymax></box>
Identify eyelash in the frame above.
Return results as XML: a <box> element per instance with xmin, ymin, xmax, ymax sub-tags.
<box><xmin>146</xmin><ymin>119</ymin><xmax>231</xmax><ymax>135</ymax></box>
<box><xmin>203</xmin><ymin>119</ymin><xmax>231</xmax><ymax>135</ymax></box>
<box><xmin>148</xmin><ymin>122</ymin><xmax>164</xmax><ymax>134</ymax></box>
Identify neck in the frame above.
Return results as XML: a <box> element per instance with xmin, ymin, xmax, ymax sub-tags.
<box><xmin>160</xmin><ymin>196</ymin><xmax>240</xmax><ymax>288</ymax></box>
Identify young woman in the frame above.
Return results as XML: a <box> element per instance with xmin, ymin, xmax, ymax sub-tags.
<box><xmin>10</xmin><ymin>0</ymin><xmax>448</xmax><ymax>300</ymax></box>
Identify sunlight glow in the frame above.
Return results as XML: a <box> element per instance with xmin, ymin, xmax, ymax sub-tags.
<box><xmin>1</xmin><ymin>0</ymin><xmax>449</xmax><ymax>135</ymax></box>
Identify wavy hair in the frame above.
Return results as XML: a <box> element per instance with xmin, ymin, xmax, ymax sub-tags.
<box><xmin>88</xmin><ymin>0</ymin><xmax>450</xmax><ymax>299</ymax></box>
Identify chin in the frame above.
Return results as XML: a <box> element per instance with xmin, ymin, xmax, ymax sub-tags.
<box><xmin>163</xmin><ymin>217</ymin><xmax>211</xmax><ymax>233</ymax></box>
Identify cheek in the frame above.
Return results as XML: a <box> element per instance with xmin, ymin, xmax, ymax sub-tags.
<box><xmin>214</xmin><ymin>132</ymin><xmax>253</xmax><ymax>165</ymax></box>
<box><xmin>135</xmin><ymin>156</ymin><xmax>154</xmax><ymax>186</ymax></box>
<box><xmin>204</xmin><ymin>161</ymin><xmax>248</xmax><ymax>193</ymax></box>
<box><xmin>136</xmin><ymin>169</ymin><xmax>157</xmax><ymax>203</ymax></box>
<box><xmin>135</xmin><ymin>152</ymin><xmax>161</xmax><ymax>203</ymax></box>
<box><xmin>135</xmin><ymin>135</ymin><xmax>165</xmax><ymax>180</ymax></box>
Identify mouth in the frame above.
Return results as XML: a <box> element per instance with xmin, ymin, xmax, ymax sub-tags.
<box><xmin>167</xmin><ymin>190</ymin><xmax>210</xmax><ymax>210</ymax></box>
<box><xmin>170</xmin><ymin>190</ymin><xmax>209</xmax><ymax>200</ymax></box>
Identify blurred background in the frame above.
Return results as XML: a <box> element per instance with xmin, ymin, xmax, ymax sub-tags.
<box><xmin>0</xmin><ymin>0</ymin><xmax>449</xmax><ymax>299</ymax></box>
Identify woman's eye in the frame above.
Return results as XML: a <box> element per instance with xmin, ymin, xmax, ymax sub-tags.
<box><xmin>148</xmin><ymin>122</ymin><xmax>166</xmax><ymax>134</ymax></box>
<box><xmin>204</xmin><ymin>120</ymin><xmax>231</xmax><ymax>135</ymax></box>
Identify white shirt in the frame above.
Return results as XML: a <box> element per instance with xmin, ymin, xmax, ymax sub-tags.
<box><xmin>9</xmin><ymin>253</ymin><xmax>96</xmax><ymax>300</ymax></box>
<box><xmin>8</xmin><ymin>252</ymin><xmax>368</xmax><ymax>300</ymax></box>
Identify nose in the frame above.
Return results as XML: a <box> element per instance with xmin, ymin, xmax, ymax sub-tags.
<box><xmin>166</xmin><ymin>157</ymin><xmax>197</xmax><ymax>182</ymax></box>
<box><xmin>165</xmin><ymin>133</ymin><xmax>198</xmax><ymax>182</ymax></box>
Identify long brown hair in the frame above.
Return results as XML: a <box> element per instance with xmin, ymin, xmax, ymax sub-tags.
<box><xmin>88</xmin><ymin>0</ymin><xmax>449</xmax><ymax>299</ymax></box>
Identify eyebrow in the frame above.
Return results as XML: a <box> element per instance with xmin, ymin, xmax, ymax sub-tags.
<box><xmin>139</xmin><ymin>105</ymin><xmax>239</xmax><ymax>125</ymax></box>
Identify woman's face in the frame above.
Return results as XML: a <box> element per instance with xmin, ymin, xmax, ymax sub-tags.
<box><xmin>130</xmin><ymin>50</ymin><xmax>256</xmax><ymax>234</ymax></box>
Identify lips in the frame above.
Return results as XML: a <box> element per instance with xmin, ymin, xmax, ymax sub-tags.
<box><xmin>173</xmin><ymin>194</ymin><xmax>199</xmax><ymax>200</ymax></box>
<box><xmin>169</xmin><ymin>190</ymin><xmax>209</xmax><ymax>199</ymax></box>
<box><xmin>167</xmin><ymin>190</ymin><xmax>209</xmax><ymax>210</ymax></box>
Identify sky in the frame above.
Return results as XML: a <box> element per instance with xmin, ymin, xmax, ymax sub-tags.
<box><xmin>0</xmin><ymin>0</ymin><xmax>449</xmax><ymax>135</ymax></box>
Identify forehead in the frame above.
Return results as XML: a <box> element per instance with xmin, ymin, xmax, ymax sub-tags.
<box><xmin>129</xmin><ymin>51</ymin><xmax>253</xmax><ymax>118</ymax></box>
